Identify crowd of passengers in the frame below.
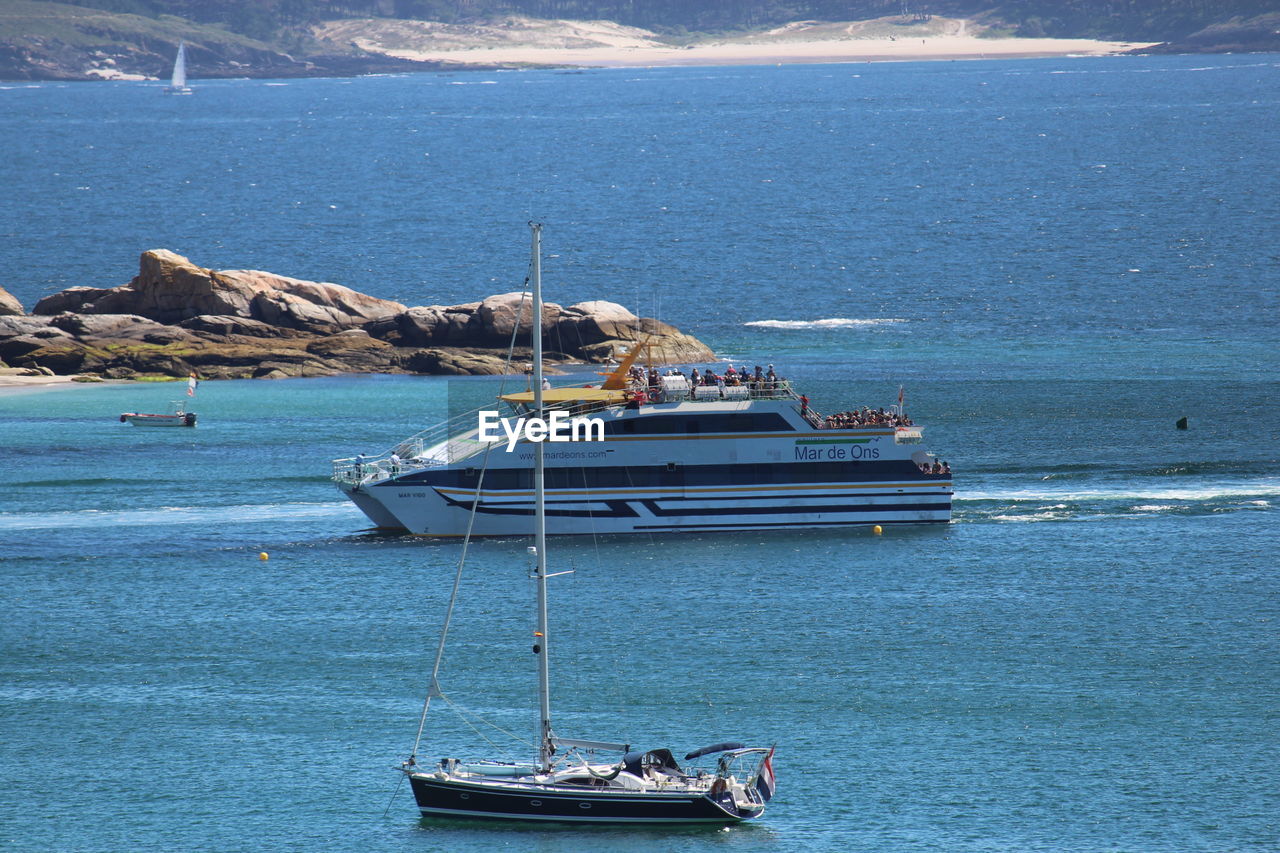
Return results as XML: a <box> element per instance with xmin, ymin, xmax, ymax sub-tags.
<box><xmin>821</xmin><ymin>407</ymin><xmax>914</xmax><ymax>429</ymax></box>
<box><xmin>921</xmin><ymin>459</ymin><xmax>952</xmax><ymax>475</ymax></box>
<box><xmin>627</xmin><ymin>363</ymin><xmax>789</xmax><ymax>399</ymax></box>
<box><xmin>623</xmin><ymin>365</ymin><xmax>925</xmax><ymax>437</ymax></box>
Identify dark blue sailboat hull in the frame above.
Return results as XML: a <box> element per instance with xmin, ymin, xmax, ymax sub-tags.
<box><xmin>407</xmin><ymin>774</ymin><xmax>762</xmax><ymax>824</ymax></box>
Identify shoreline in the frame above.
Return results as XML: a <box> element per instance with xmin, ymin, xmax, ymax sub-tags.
<box><xmin>383</xmin><ymin>36</ymin><xmax>1157</xmax><ymax>69</ymax></box>
<box><xmin>0</xmin><ymin>374</ymin><xmax>127</xmax><ymax>392</ymax></box>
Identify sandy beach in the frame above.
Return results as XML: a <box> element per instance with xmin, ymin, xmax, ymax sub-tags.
<box><xmin>314</xmin><ymin>17</ymin><xmax>1154</xmax><ymax>69</ymax></box>
<box><xmin>0</xmin><ymin>371</ymin><xmax>134</xmax><ymax>392</ymax></box>
<box><xmin>396</xmin><ymin>36</ymin><xmax>1152</xmax><ymax>68</ymax></box>
<box><xmin>0</xmin><ymin>373</ymin><xmax>88</xmax><ymax>390</ymax></box>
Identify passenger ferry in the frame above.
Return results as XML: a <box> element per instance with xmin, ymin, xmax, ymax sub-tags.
<box><xmin>332</xmin><ymin>351</ymin><xmax>953</xmax><ymax>536</ymax></box>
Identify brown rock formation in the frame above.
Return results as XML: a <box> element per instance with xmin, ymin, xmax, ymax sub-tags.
<box><xmin>0</xmin><ymin>284</ymin><xmax>24</xmax><ymax>316</ymax></box>
<box><xmin>2</xmin><ymin>250</ymin><xmax>716</xmax><ymax>380</ymax></box>
<box><xmin>33</xmin><ymin>249</ymin><xmax>406</xmax><ymax>332</ymax></box>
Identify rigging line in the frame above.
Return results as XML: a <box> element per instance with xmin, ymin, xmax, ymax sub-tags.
<box><xmin>440</xmin><ymin>692</ymin><xmax>535</xmax><ymax>753</ymax></box>
<box><xmin>442</xmin><ymin>696</ymin><xmax>510</xmax><ymax>754</ymax></box>
<box><xmin>408</xmin><ymin>497</ymin><xmax>469</xmax><ymax>760</ymax></box>
<box><xmin>409</xmin><ymin>278</ymin><xmax>533</xmax><ymax>761</ymax></box>
<box><xmin>381</xmin><ymin>770</ymin><xmax>406</xmax><ymax>819</ymax></box>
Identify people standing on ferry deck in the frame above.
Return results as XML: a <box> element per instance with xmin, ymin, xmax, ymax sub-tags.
<box><xmin>690</xmin><ymin>368</ymin><xmax>701</xmax><ymax>386</ymax></box>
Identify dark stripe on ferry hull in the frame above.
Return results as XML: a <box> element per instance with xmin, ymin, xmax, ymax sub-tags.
<box><xmin>637</xmin><ymin>518</ymin><xmax>948</xmax><ymax>531</ymax></box>
<box><xmin>434</xmin><ymin>490</ymin><xmax>950</xmax><ymax>520</ymax></box>
<box><xmin>640</xmin><ymin>498</ymin><xmax>947</xmax><ymax>517</ymax></box>
<box><xmin>436</xmin><ymin>493</ymin><xmax>642</xmax><ymax>518</ymax></box>
<box><xmin>396</xmin><ymin>460</ymin><xmax>943</xmax><ymax>490</ymax></box>
<box><xmin>408</xmin><ymin>775</ymin><xmax>757</xmax><ymax>824</ymax></box>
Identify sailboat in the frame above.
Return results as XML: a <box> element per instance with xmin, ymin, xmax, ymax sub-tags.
<box><xmin>164</xmin><ymin>41</ymin><xmax>192</xmax><ymax>95</ymax></box>
<box><xmin>397</xmin><ymin>223</ymin><xmax>776</xmax><ymax>824</ymax></box>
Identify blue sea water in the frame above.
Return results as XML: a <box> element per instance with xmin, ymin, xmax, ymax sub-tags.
<box><xmin>2</xmin><ymin>54</ymin><xmax>1278</xmax><ymax>851</ymax></box>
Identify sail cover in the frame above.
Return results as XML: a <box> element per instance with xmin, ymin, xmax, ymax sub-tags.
<box><xmin>684</xmin><ymin>741</ymin><xmax>745</xmax><ymax>761</ymax></box>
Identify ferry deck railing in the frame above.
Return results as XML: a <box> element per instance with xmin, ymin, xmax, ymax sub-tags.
<box><xmin>331</xmin><ymin>380</ymin><xmax>805</xmax><ymax>488</ymax></box>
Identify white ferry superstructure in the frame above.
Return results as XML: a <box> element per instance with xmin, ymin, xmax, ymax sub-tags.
<box><xmin>332</xmin><ymin>362</ymin><xmax>953</xmax><ymax>537</ymax></box>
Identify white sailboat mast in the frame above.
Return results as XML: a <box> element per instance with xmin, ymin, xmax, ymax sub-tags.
<box><xmin>530</xmin><ymin>222</ymin><xmax>554</xmax><ymax>773</ymax></box>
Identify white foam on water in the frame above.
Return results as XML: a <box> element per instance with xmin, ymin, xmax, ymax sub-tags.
<box><xmin>960</xmin><ymin>481</ymin><xmax>1280</xmax><ymax>504</ymax></box>
<box><xmin>744</xmin><ymin>317</ymin><xmax>906</xmax><ymax>329</ymax></box>
<box><xmin>987</xmin><ymin>511</ymin><xmax>1072</xmax><ymax>523</ymax></box>
<box><xmin>0</xmin><ymin>501</ymin><xmax>358</xmax><ymax>532</ymax></box>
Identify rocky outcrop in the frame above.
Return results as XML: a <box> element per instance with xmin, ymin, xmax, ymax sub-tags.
<box><xmin>33</xmin><ymin>249</ymin><xmax>407</xmax><ymax>332</ymax></box>
<box><xmin>0</xmin><ymin>284</ymin><xmax>23</xmax><ymax>316</ymax></box>
<box><xmin>365</xmin><ymin>291</ymin><xmax>711</xmax><ymax>364</ymax></box>
<box><xmin>1</xmin><ymin>250</ymin><xmax>716</xmax><ymax>380</ymax></box>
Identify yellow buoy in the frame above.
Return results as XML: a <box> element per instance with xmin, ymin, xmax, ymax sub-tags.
<box><xmin>872</xmin><ymin>525</ymin><xmax>883</xmax><ymax>535</ymax></box>
<box><xmin>259</xmin><ymin>552</ymin><xmax>269</xmax><ymax>561</ymax></box>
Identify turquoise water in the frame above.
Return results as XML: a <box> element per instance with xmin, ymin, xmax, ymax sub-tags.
<box><xmin>3</xmin><ymin>54</ymin><xmax>1279</xmax><ymax>851</ymax></box>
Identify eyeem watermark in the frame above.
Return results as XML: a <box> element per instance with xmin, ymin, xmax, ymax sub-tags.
<box><xmin>478</xmin><ymin>410</ymin><xmax>605</xmax><ymax>452</ymax></box>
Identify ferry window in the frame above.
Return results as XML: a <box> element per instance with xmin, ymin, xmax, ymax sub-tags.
<box><xmin>600</xmin><ymin>413</ymin><xmax>790</xmax><ymax>435</ymax></box>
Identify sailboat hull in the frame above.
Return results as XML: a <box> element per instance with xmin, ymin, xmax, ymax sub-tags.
<box><xmin>407</xmin><ymin>774</ymin><xmax>761</xmax><ymax>824</ymax></box>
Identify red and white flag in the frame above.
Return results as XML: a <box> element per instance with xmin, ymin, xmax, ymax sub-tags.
<box><xmin>754</xmin><ymin>746</ymin><xmax>776</xmax><ymax>802</ymax></box>
<box><xmin>898</xmin><ymin>385</ymin><xmax>905</xmax><ymax>408</ymax></box>
<box><xmin>187</xmin><ymin>373</ymin><xmax>199</xmax><ymax>397</ymax></box>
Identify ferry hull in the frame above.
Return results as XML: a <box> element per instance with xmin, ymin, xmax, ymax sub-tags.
<box><xmin>343</xmin><ymin>486</ymin><xmax>406</xmax><ymax>529</ymax></box>
<box><xmin>340</xmin><ymin>479</ymin><xmax>951</xmax><ymax>536</ymax></box>
<box><xmin>407</xmin><ymin>774</ymin><xmax>757</xmax><ymax>823</ymax></box>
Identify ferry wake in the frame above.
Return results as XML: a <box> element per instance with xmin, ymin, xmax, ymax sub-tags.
<box><xmin>333</xmin><ymin>348</ymin><xmax>953</xmax><ymax>536</ymax></box>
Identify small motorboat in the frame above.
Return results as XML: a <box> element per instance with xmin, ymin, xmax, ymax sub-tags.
<box><xmin>120</xmin><ymin>401</ymin><xmax>197</xmax><ymax>427</ymax></box>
